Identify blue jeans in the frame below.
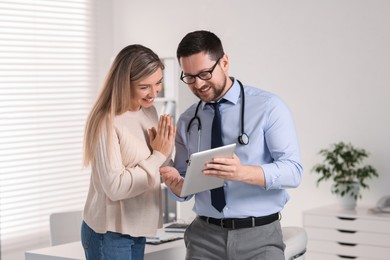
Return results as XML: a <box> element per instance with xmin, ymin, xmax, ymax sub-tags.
<box><xmin>81</xmin><ymin>221</ymin><xmax>146</xmax><ymax>260</ymax></box>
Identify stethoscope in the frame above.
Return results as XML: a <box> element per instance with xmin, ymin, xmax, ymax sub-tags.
<box><xmin>186</xmin><ymin>80</ymin><xmax>249</xmax><ymax>153</ymax></box>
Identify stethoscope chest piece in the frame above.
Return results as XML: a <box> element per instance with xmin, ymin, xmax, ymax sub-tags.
<box><xmin>238</xmin><ymin>133</ymin><xmax>249</xmax><ymax>145</ymax></box>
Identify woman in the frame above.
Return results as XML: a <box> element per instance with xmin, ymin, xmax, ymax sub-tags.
<box><xmin>81</xmin><ymin>44</ymin><xmax>176</xmax><ymax>260</ymax></box>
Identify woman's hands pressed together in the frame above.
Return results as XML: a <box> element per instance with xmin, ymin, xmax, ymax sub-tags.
<box><xmin>149</xmin><ymin>114</ymin><xmax>176</xmax><ymax>157</ymax></box>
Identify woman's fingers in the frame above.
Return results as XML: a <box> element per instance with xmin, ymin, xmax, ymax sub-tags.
<box><xmin>158</xmin><ymin>114</ymin><xmax>173</xmax><ymax>137</ymax></box>
<box><xmin>168</xmin><ymin>117</ymin><xmax>175</xmax><ymax>139</ymax></box>
<box><xmin>158</xmin><ymin>115</ymin><xmax>163</xmax><ymax>133</ymax></box>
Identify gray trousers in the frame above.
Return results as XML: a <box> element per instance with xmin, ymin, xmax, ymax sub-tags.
<box><xmin>184</xmin><ymin>217</ymin><xmax>285</xmax><ymax>260</ymax></box>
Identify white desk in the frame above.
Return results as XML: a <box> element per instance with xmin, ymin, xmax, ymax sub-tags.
<box><xmin>25</xmin><ymin>230</ymin><xmax>185</xmax><ymax>260</ymax></box>
<box><xmin>25</xmin><ymin>225</ymin><xmax>308</xmax><ymax>260</ymax></box>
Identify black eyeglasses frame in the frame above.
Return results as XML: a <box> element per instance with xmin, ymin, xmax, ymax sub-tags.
<box><xmin>180</xmin><ymin>58</ymin><xmax>221</xmax><ymax>84</ymax></box>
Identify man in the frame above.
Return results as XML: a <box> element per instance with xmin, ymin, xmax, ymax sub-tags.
<box><xmin>160</xmin><ymin>30</ymin><xmax>303</xmax><ymax>260</ymax></box>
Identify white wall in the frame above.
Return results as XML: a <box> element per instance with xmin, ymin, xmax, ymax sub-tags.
<box><xmin>102</xmin><ymin>0</ymin><xmax>390</xmax><ymax>227</ymax></box>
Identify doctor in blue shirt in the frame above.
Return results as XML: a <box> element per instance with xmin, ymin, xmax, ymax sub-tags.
<box><xmin>160</xmin><ymin>30</ymin><xmax>303</xmax><ymax>260</ymax></box>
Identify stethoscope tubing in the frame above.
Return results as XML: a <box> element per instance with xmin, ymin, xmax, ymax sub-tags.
<box><xmin>186</xmin><ymin>79</ymin><xmax>248</xmax><ymax>154</ymax></box>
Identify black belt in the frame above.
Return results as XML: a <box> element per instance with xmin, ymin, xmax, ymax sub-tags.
<box><xmin>199</xmin><ymin>212</ymin><xmax>279</xmax><ymax>230</ymax></box>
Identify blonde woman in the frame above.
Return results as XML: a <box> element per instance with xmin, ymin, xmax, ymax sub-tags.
<box><xmin>81</xmin><ymin>44</ymin><xmax>176</xmax><ymax>260</ymax></box>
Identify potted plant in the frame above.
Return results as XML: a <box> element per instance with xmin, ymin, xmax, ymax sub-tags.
<box><xmin>311</xmin><ymin>142</ymin><xmax>378</xmax><ymax>209</ymax></box>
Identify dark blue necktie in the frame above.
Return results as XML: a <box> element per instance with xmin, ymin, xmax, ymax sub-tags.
<box><xmin>209</xmin><ymin>101</ymin><xmax>226</xmax><ymax>212</ymax></box>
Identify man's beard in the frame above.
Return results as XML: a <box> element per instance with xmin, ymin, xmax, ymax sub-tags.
<box><xmin>193</xmin><ymin>75</ymin><xmax>227</xmax><ymax>102</ymax></box>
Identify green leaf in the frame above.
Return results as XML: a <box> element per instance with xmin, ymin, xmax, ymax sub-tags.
<box><xmin>311</xmin><ymin>141</ymin><xmax>379</xmax><ymax>199</ymax></box>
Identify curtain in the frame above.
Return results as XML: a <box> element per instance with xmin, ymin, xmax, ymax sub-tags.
<box><xmin>0</xmin><ymin>0</ymin><xmax>96</xmax><ymax>259</ymax></box>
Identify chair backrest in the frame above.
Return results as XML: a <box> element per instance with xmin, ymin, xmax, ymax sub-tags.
<box><xmin>49</xmin><ymin>210</ymin><xmax>83</xmax><ymax>246</ymax></box>
<box><xmin>282</xmin><ymin>226</ymin><xmax>308</xmax><ymax>260</ymax></box>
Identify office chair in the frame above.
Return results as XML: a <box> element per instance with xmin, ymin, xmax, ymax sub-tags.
<box><xmin>49</xmin><ymin>210</ymin><xmax>83</xmax><ymax>246</ymax></box>
<box><xmin>282</xmin><ymin>226</ymin><xmax>308</xmax><ymax>260</ymax></box>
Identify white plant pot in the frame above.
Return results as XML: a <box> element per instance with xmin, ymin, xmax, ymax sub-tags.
<box><xmin>334</xmin><ymin>182</ymin><xmax>360</xmax><ymax>209</ymax></box>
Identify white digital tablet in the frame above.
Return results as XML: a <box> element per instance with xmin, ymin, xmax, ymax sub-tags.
<box><xmin>180</xmin><ymin>143</ymin><xmax>236</xmax><ymax>197</ymax></box>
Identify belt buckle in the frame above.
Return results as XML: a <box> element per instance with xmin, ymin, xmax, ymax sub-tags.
<box><xmin>251</xmin><ymin>217</ymin><xmax>255</xmax><ymax>227</ymax></box>
<box><xmin>220</xmin><ymin>219</ymin><xmax>224</xmax><ymax>228</ymax></box>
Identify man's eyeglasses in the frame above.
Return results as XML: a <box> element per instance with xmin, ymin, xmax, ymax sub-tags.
<box><xmin>180</xmin><ymin>58</ymin><xmax>221</xmax><ymax>84</ymax></box>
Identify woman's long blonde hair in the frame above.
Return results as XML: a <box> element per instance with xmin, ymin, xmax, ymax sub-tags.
<box><xmin>83</xmin><ymin>44</ymin><xmax>164</xmax><ymax>167</ymax></box>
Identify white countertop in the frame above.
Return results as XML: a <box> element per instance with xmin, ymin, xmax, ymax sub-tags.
<box><xmin>25</xmin><ymin>228</ymin><xmax>185</xmax><ymax>260</ymax></box>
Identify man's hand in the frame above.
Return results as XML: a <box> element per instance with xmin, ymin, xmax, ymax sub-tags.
<box><xmin>203</xmin><ymin>154</ymin><xmax>266</xmax><ymax>187</ymax></box>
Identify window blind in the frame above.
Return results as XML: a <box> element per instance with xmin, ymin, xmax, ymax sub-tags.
<box><xmin>0</xmin><ymin>1</ymin><xmax>96</xmax><ymax>259</ymax></box>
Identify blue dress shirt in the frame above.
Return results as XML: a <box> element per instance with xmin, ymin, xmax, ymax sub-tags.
<box><xmin>172</xmin><ymin>78</ymin><xmax>303</xmax><ymax>218</ymax></box>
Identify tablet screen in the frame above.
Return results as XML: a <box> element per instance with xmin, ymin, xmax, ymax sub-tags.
<box><xmin>180</xmin><ymin>143</ymin><xmax>236</xmax><ymax>197</ymax></box>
